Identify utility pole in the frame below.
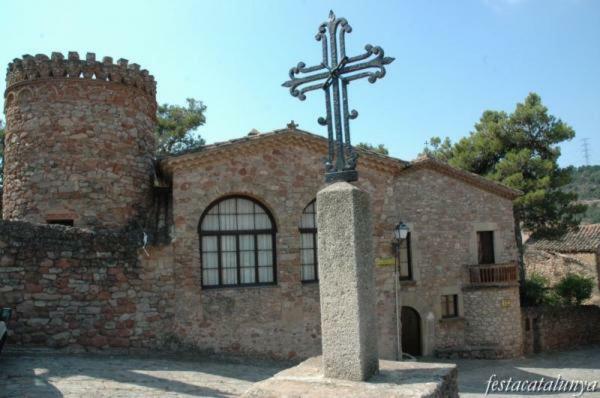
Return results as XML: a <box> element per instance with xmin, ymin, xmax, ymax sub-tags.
<box><xmin>582</xmin><ymin>138</ymin><xmax>591</xmax><ymax>166</ymax></box>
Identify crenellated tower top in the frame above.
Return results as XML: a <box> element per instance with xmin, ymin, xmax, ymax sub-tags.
<box><xmin>2</xmin><ymin>50</ymin><xmax>158</xmax><ymax>228</ymax></box>
<box><xmin>5</xmin><ymin>51</ymin><xmax>156</xmax><ymax>96</ymax></box>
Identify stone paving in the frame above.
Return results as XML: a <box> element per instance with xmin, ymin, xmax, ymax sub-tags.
<box><xmin>449</xmin><ymin>346</ymin><xmax>600</xmax><ymax>397</ymax></box>
<box><xmin>0</xmin><ymin>348</ymin><xmax>286</xmax><ymax>397</ymax></box>
<box><xmin>0</xmin><ymin>346</ymin><xmax>599</xmax><ymax>397</ymax></box>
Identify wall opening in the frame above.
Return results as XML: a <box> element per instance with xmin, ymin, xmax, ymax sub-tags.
<box><xmin>47</xmin><ymin>219</ymin><xmax>74</xmax><ymax>227</ymax></box>
<box><xmin>401</xmin><ymin>306</ymin><xmax>422</xmax><ymax>356</ymax></box>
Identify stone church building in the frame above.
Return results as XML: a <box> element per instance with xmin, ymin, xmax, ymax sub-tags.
<box><xmin>1</xmin><ymin>52</ymin><xmax>523</xmax><ymax>360</ymax></box>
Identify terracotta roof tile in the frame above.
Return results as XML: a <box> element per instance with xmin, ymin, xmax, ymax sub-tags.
<box><xmin>527</xmin><ymin>224</ymin><xmax>600</xmax><ymax>253</ymax></box>
<box><xmin>160</xmin><ymin>127</ymin><xmax>520</xmax><ymax>200</ymax></box>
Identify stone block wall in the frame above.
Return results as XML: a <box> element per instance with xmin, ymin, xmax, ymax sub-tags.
<box><xmin>524</xmin><ymin>249</ymin><xmax>600</xmax><ymax>305</ymax></box>
<box><xmin>522</xmin><ymin>305</ymin><xmax>600</xmax><ymax>355</ymax></box>
<box><xmin>462</xmin><ymin>286</ymin><xmax>522</xmax><ymax>358</ymax></box>
<box><xmin>2</xmin><ymin>52</ymin><xmax>157</xmax><ymax>228</ymax></box>
<box><xmin>167</xmin><ymin>139</ymin><xmax>326</xmax><ymax>360</ymax></box>
<box><xmin>161</xmin><ymin>132</ymin><xmax>523</xmax><ymax>360</ymax></box>
<box><xmin>0</xmin><ymin>220</ymin><xmax>174</xmax><ymax>350</ymax></box>
<box><xmin>0</xmin><ymin>127</ymin><xmax>524</xmax><ymax>360</ymax></box>
<box><xmin>384</xmin><ymin>165</ymin><xmax>521</xmax><ymax>358</ymax></box>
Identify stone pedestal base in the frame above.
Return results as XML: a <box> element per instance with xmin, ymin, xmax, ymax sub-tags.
<box><xmin>242</xmin><ymin>356</ymin><xmax>459</xmax><ymax>398</ymax></box>
<box><xmin>316</xmin><ymin>182</ymin><xmax>379</xmax><ymax>380</ymax></box>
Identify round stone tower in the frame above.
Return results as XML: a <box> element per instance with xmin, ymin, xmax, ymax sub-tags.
<box><xmin>2</xmin><ymin>52</ymin><xmax>157</xmax><ymax>228</ymax></box>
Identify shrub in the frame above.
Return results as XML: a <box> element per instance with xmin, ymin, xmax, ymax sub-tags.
<box><xmin>555</xmin><ymin>273</ymin><xmax>594</xmax><ymax>305</ymax></box>
<box><xmin>542</xmin><ymin>289</ymin><xmax>563</xmax><ymax>307</ymax></box>
<box><xmin>523</xmin><ymin>273</ymin><xmax>550</xmax><ymax>306</ymax></box>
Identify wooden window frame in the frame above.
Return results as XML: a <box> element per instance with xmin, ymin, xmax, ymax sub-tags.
<box><xmin>299</xmin><ymin>200</ymin><xmax>318</xmax><ymax>283</ymax></box>
<box><xmin>477</xmin><ymin>230</ymin><xmax>495</xmax><ymax>265</ymax></box>
<box><xmin>198</xmin><ymin>195</ymin><xmax>277</xmax><ymax>288</ymax></box>
<box><xmin>398</xmin><ymin>232</ymin><xmax>413</xmax><ymax>281</ymax></box>
<box><xmin>441</xmin><ymin>294</ymin><xmax>459</xmax><ymax>318</ymax></box>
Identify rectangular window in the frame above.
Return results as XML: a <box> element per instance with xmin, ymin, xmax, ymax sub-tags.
<box><xmin>477</xmin><ymin>231</ymin><xmax>495</xmax><ymax>264</ymax></box>
<box><xmin>220</xmin><ymin>235</ymin><xmax>238</xmax><ymax>285</ymax></box>
<box><xmin>239</xmin><ymin>235</ymin><xmax>256</xmax><ymax>284</ymax></box>
<box><xmin>201</xmin><ymin>236</ymin><xmax>219</xmax><ymax>286</ymax></box>
<box><xmin>47</xmin><ymin>219</ymin><xmax>74</xmax><ymax>226</ymax></box>
<box><xmin>441</xmin><ymin>294</ymin><xmax>459</xmax><ymax>318</ymax></box>
<box><xmin>399</xmin><ymin>232</ymin><xmax>412</xmax><ymax>280</ymax></box>
<box><xmin>300</xmin><ymin>201</ymin><xmax>318</xmax><ymax>282</ymax></box>
<box><xmin>300</xmin><ymin>232</ymin><xmax>317</xmax><ymax>281</ymax></box>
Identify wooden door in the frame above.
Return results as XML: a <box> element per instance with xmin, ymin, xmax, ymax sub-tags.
<box><xmin>401</xmin><ymin>306</ymin><xmax>422</xmax><ymax>356</ymax></box>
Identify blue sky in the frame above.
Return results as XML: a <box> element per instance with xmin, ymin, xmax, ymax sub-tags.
<box><xmin>1</xmin><ymin>0</ymin><xmax>598</xmax><ymax>166</ymax></box>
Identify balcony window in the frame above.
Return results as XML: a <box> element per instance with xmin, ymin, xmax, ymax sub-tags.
<box><xmin>477</xmin><ymin>231</ymin><xmax>495</xmax><ymax>264</ymax></box>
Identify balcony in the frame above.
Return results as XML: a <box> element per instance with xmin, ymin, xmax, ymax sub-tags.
<box><xmin>467</xmin><ymin>262</ymin><xmax>518</xmax><ymax>287</ymax></box>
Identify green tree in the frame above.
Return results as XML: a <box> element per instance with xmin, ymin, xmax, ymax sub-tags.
<box><xmin>424</xmin><ymin>93</ymin><xmax>585</xmax><ymax>238</ymax></box>
<box><xmin>156</xmin><ymin>98</ymin><xmax>206</xmax><ymax>155</ymax></box>
<box><xmin>422</xmin><ymin>136</ymin><xmax>453</xmax><ymax>161</ymax></box>
<box><xmin>423</xmin><ymin>93</ymin><xmax>586</xmax><ymax>289</ymax></box>
<box><xmin>583</xmin><ymin>203</ymin><xmax>600</xmax><ymax>224</ymax></box>
<box><xmin>522</xmin><ymin>273</ymin><xmax>550</xmax><ymax>306</ymax></box>
<box><xmin>356</xmin><ymin>142</ymin><xmax>389</xmax><ymax>155</ymax></box>
<box><xmin>555</xmin><ymin>274</ymin><xmax>594</xmax><ymax>305</ymax></box>
<box><xmin>564</xmin><ymin>165</ymin><xmax>600</xmax><ymax>200</ymax></box>
<box><xmin>563</xmin><ymin>166</ymin><xmax>600</xmax><ymax>223</ymax></box>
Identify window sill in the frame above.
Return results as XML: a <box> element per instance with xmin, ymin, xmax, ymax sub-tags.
<box><xmin>301</xmin><ymin>280</ymin><xmax>319</xmax><ymax>285</ymax></box>
<box><xmin>201</xmin><ymin>283</ymin><xmax>278</xmax><ymax>291</ymax></box>
<box><xmin>439</xmin><ymin>316</ymin><xmax>465</xmax><ymax>323</ymax></box>
<box><xmin>399</xmin><ymin>280</ymin><xmax>417</xmax><ymax>287</ymax></box>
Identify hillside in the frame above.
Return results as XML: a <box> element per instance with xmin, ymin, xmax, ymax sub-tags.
<box><xmin>564</xmin><ymin>165</ymin><xmax>600</xmax><ymax>224</ymax></box>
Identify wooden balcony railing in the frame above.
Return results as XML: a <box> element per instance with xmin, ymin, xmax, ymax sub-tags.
<box><xmin>468</xmin><ymin>262</ymin><xmax>518</xmax><ymax>286</ymax></box>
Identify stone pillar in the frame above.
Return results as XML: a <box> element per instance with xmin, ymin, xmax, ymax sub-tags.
<box><xmin>316</xmin><ymin>181</ymin><xmax>379</xmax><ymax>381</ymax></box>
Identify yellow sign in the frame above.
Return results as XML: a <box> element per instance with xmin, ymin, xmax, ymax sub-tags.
<box><xmin>501</xmin><ymin>299</ymin><xmax>512</xmax><ymax>308</ymax></box>
<box><xmin>376</xmin><ymin>257</ymin><xmax>395</xmax><ymax>267</ymax></box>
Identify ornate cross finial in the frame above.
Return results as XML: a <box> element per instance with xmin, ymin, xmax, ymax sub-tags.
<box><xmin>282</xmin><ymin>10</ymin><xmax>394</xmax><ymax>182</ymax></box>
<box><xmin>287</xmin><ymin>120</ymin><xmax>299</xmax><ymax>130</ymax></box>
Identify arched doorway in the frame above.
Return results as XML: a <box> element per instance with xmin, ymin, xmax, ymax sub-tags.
<box><xmin>401</xmin><ymin>306</ymin><xmax>422</xmax><ymax>357</ymax></box>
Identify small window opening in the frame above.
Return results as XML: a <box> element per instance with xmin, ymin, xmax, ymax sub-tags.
<box><xmin>47</xmin><ymin>219</ymin><xmax>74</xmax><ymax>226</ymax></box>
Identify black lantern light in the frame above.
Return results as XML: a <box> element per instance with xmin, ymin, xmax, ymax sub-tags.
<box><xmin>394</xmin><ymin>221</ymin><xmax>409</xmax><ymax>241</ymax></box>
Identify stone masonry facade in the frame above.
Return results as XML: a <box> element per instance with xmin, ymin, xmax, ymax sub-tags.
<box><xmin>524</xmin><ymin>249</ymin><xmax>600</xmax><ymax>305</ymax></box>
<box><xmin>524</xmin><ymin>224</ymin><xmax>600</xmax><ymax>305</ymax></box>
<box><xmin>1</xmin><ymin>51</ymin><xmax>524</xmax><ymax>360</ymax></box>
<box><xmin>522</xmin><ymin>305</ymin><xmax>600</xmax><ymax>355</ymax></box>
<box><xmin>160</xmin><ymin>130</ymin><xmax>523</xmax><ymax>359</ymax></box>
<box><xmin>3</xmin><ymin>52</ymin><xmax>157</xmax><ymax>228</ymax></box>
<box><xmin>0</xmin><ymin>220</ymin><xmax>174</xmax><ymax>350</ymax></box>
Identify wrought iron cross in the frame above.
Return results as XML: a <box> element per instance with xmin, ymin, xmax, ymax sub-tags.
<box><xmin>282</xmin><ymin>10</ymin><xmax>394</xmax><ymax>182</ymax></box>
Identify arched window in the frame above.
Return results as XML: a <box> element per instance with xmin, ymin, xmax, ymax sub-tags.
<box><xmin>199</xmin><ymin>196</ymin><xmax>277</xmax><ymax>288</ymax></box>
<box><xmin>299</xmin><ymin>200</ymin><xmax>318</xmax><ymax>282</ymax></box>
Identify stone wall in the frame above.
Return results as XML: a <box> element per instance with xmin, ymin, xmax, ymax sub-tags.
<box><xmin>387</xmin><ymin>163</ymin><xmax>522</xmax><ymax>359</ymax></box>
<box><xmin>461</xmin><ymin>286</ymin><xmax>522</xmax><ymax>358</ymax></box>
<box><xmin>522</xmin><ymin>305</ymin><xmax>600</xmax><ymax>355</ymax></box>
<box><xmin>161</xmin><ymin>131</ymin><xmax>523</xmax><ymax>360</ymax></box>
<box><xmin>0</xmin><ymin>220</ymin><xmax>174</xmax><ymax>350</ymax></box>
<box><xmin>167</xmin><ymin>139</ymin><xmax>326</xmax><ymax>360</ymax></box>
<box><xmin>524</xmin><ymin>248</ymin><xmax>600</xmax><ymax>305</ymax></box>
<box><xmin>2</xmin><ymin>52</ymin><xmax>157</xmax><ymax>228</ymax></box>
<box><xmin>0</xmin><ymin>119</ymin><xmax>524</xmax><ymax>359</ymax></box>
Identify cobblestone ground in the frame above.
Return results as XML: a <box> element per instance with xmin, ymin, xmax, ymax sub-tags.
<box><xmin>448</xmin><ymin>346</ymin><xmax>600</xmax><ymax>397</ymax></box>
<box><xmin>1</xmin><ymin>346</ymin><xmax>599</xmax><ymax>397</ymax></box>
<box><xmin>0</xmin><ymin>348</ymin><xmax>286</xmax><ymax>398</ymax></box>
